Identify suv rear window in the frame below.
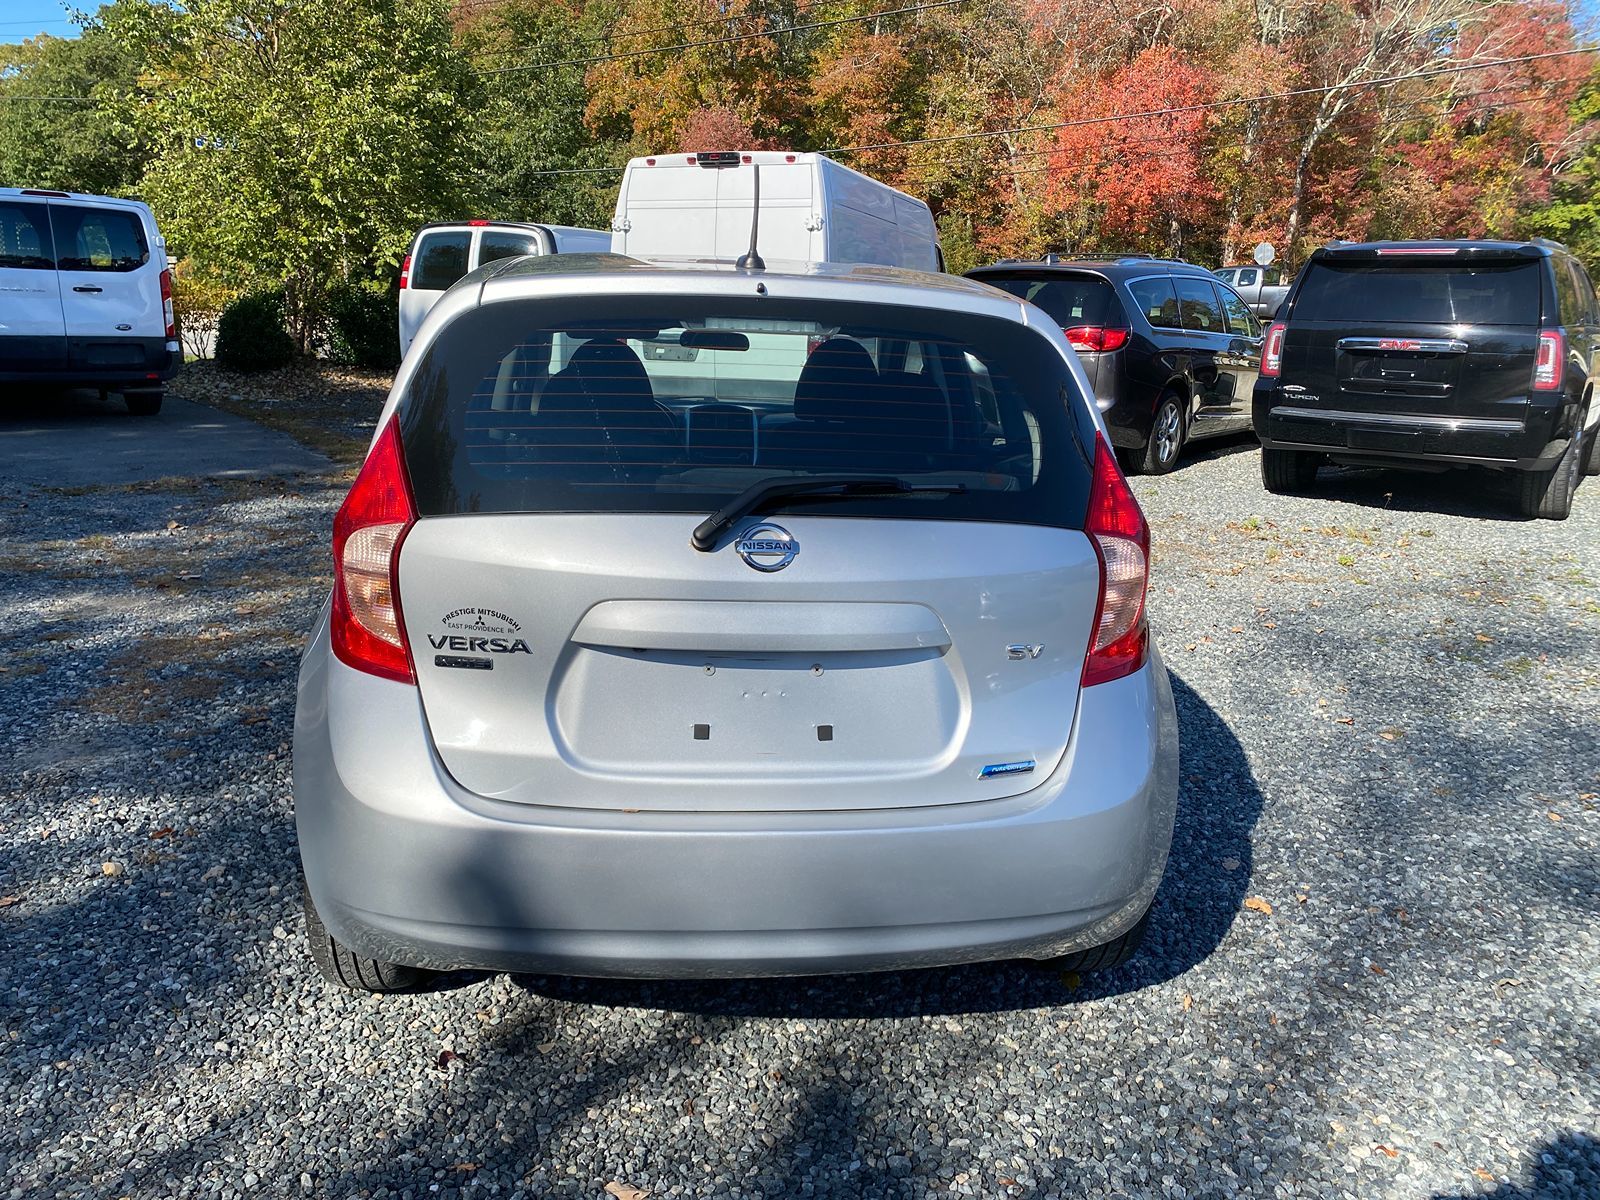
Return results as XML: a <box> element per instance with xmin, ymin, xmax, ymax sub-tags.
<box><xmin>978</xmin><ymin>275</ymin><xmax>1118</xmax><ymax>329</ymax></box>
<box><xmin>399</xmin><ymin>295</ymin><xmax>1095</xmax><ymax>528</ymax></box>
<box><xmin>50</xmin><ymin>206</ymin><xmax>149</xmax><ymax>272</ymax></box>
<box><xmin>1293</xmin><ymin>260</ymin><xmax>1542</xmax><ymax>325</ymax></box>
<box><xmin>412</xmin><ymin>231</ymin><xmax>471</xmax><ymax>290</ymax></box>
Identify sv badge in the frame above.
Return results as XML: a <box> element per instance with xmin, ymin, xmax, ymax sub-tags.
<box><xmin>1006</xmin><ymin>644</ymin><xmax>1045</xmax><ymax>660</ymax></box>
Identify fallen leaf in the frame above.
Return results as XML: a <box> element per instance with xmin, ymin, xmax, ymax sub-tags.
<box><xmin>999</xmin><ymin>1178</ymin><xmax>1018</xmax><ymax>1188</ymax></box>
<box><xmin>1473</xmin><ymin>1169</ymin><xmax>1495</xmax><ymax>1182</ymax></box>
<box><xmin>0</xmin><ymin>895</ymin><xmax>20</xmax><ymax>908</ymax></box>
<box><xmin>605</xmin><ymin>1183</ymin><xmax>649</xmax><ymax>1200</ymax></box>
<box><xmin>1374</xmin><ymin>1145</ymin><xmax>1399</xmax><ymax>1159</ymax></box>
<box><xmin>1230</xmin><ymin>625</ymin><xmax>1244</xmax><ymax>634</ymax></box>
<box><xmin>1296</xmin><ymin>894</ymin><xmax>1309</xmax><ymax>904</ymax></box>
<box><xmin>1243</xmin><ymin>896</ymin><xmax>1273</xmax><ymax>915</ymax></box>
<box><xmin>452</xmin><ymin>1162</ymin><xmax>479</xmax><ymax>1172</ymax></box>
<box><xmin>1181</xmin><ymin>993</ymin><xmax>1193</xmax><ymax>1011</ymax></box>
<box><xmin>1336</xmin><ymin>716</ymin><xmax>1355</xmax><ymax>726</ymax></box>
<box><xmin>1370</xmin><ymin>964</ymin><xmax>1387</xmax><ymax>976</ymax></box>
<box><xmin>148</xmin><ymin>827</ymin><xmax>176</xmax><ymax>840</ymax></box>
<box><xmin>166</xmin><ymin>520</ymin><xmax>180</xmax><ymax>531</ymax></box>
<box><xmin>435</xmin><ymin>1049</ymin><xmax>459</xmax><ymax>1070</ymax></box>
<box><xmin>1474</xmin><ymin>633</ymin><xmax>1493</xmax><ymax>643</ymax></box>
<box><xmin>1547</xmin><ymin>811</ymin><xmax>1562</xmax><ymax>822</ymax></box>
<box><xmin>101</xmin><ymin>862</ymin><xmax>123</xmax><ymax>878</ymax></box>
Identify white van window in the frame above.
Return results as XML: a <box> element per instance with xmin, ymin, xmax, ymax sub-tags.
<box><xmin>0</xmin><ymin>201</ymin><xmax>54</xmax><ymax>270</ymax></box>
<box><xmin>50</xmin><ymin>206</ymin><xmax>148</xmax><ymax>272</ymax></box>
<box><xmin>413</xmin><ymin>231</ymin><xmax>471</xmax><ymax>290</ymax></box>
<box><xmin>479</xmin><ymin>231</ymin><xmax>541</xmax><ymax>265</ymax></box>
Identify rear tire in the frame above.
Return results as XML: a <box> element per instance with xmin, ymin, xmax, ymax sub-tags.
<box><xmin>124</xmin><ymin>390</ymin><xmax>163</xmax><ymax>416</ymax></box>
<box><xmin>1517</xmin><ymin>433</ymin><xmax>1582</xmax><ymax>520</ymax></box>
<box><xmin>302</xmin><ymin>881</ymin><xmax>429</xmax><ymax>993</ymax></box>
<box><xmin>1136</xmin><ymin>394</ymin><xmax>1185</xmax><ymax>475</ymax></box>
<box><xmin>1261</xmin><ymin>446</ymin><xmax>1319</xmax><ymax>494</ymax></box>
<box><xmin>1034</xmin><ymin>907</ymin><xmax>1151</xmax><ymax>974</ymax></box>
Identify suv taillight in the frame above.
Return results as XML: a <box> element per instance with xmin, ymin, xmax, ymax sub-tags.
<box><xmin>159</xmin><ymin>268</ymin><xmax>175</xmax><ymax>341</ymax></box>
<box><xmin>1260</xmin><ymin>321</ymin><xmax>1286</xmax><ymax>377</ymax></box>
<box><xmin>1534</xmin><ymin>329</ymin><xmax>1564</xmax><ymax>391</ymax></box>
<box><xmin>1063</xmin><ymin>326</ymin><xmax>1130</xmax><ymax>353</ymax></box>
<box><xmin>330</xmin><ymin>416</ymin><xmax>417</xmax><ymax>684</ymax></box>
<box><xmin>1082</xmin><ymin>433</ymin><xmax>1150</xmax><ymax>687</ymax></box>
<box><xmin>398</xmin><ymin>254</ymin><xmax>412</xmax><ymax>290</ymax></box>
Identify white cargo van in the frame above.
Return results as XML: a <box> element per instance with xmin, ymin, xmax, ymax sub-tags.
<box><xmin>610</xmin><ymin>151</ymin><xmax>942</xmax><ymax>272</ymax></box>
<box><xmin>0</xmin><ymin>187</ymin><xmax>177</xmax><ymax>415</ymax></box>
<box><xmin>398</xmin><ymin>220</ymin><xmax>610</xmax><ymax>356</ymax></box>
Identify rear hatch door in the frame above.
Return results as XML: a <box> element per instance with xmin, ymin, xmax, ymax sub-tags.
<box><xmin>1283</xmin><ymin>248</ymin><xmax>1543</xmax><ymax>428</ymax></box>
<box><xmin>50</xmin><ymin>199</ymin><xmax>167</xmax><ymax>373</ymax></box>
<box><xmin>392</xmin><ymin>288</ymin><xmax>1103</xmax><ymax>813</ymax></box>
<box><xmin>0</xmin><ymin>196</ymin><xmax>67</xmax><ymax>371</ymax></box>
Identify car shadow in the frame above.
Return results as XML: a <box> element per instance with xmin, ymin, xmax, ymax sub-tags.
<box><xmin>1180</xmin><ymin>429</ymin><xmax>1260</xmax><ymax>467</ymax></box>
<box><xmin>496</xmin><ymin>670</ymin><xmax>1262</xmax><ymax>1019</ymax></box>
<box><xmin>1304</xmin><ymin>461</ymin><xmax>1557</xmax><ymax>522</ymax></box>
<box><xmin>1429</xmin><ymin>1131</ymin><xmax>1599</xmax><ymax>1198</ymax></box>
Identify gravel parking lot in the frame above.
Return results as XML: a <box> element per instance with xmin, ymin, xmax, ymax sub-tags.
<box><xmin>2</xmin><ymin>381</ymin><xmax>1596</xmax><ymax>1199</ymax></box>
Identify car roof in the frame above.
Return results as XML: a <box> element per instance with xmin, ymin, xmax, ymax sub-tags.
<box><xmin>967</xmin><ymin>256</ymin><xmax>1217</xmax><ymax>280</ymax></box>
<box><xmin>0</xmin><ymin>187</ymin><xmax>151</xmax><ymax>213</ymax></box>
<box><xmin>1313</xmin><ymin>238</ymin><xmax>1558</xmax><ymax>260</ymax></box>
<box><xmin>473</xmin><ymin>251</ymin><xmax>1028</xmax><ymax>313</ymax></box>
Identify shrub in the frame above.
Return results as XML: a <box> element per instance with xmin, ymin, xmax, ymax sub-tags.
<box><xmin>324</xmin><ymin>283</ymin><xmax>399</xmax><ymax>370</ymax></box>
<box><xmin>170</xmin><ymin>261</ymin><xmax>238</xmax><ymax>362</ymax></box>
<box><xmin>216</xmin><ymin>291</ymin><xmax>296</xmax><ymax>373</ymax></box>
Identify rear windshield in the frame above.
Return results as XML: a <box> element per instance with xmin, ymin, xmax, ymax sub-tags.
<box><xmin>413</xmin><ymin>231</ymin><xmax>471</xmax><ymax>290</ymax></box>
<box><xmin>1293</xmin><ymin>260</ymin><xmax>1542</xmax><ymax>325</ymax></box>
<box><xmin>399</xmin><ymin>295</ymin><xmax>1095</xmax><ymax>528</ymax></box>
<box><xmin>977</xmin><ymin>275</ymin><xmax>1118</xmax><ymax>328</ymax></box>
<box><xmin>50</xmin><ymin>205</ymin><xmax>149</xmax><ymax>272</ymax></box>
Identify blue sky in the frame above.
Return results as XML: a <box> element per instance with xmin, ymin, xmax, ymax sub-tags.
<box><xmin>0</xmin><ymin>1</ymin><xmax>79</xmax><ymax>47</ymax></box>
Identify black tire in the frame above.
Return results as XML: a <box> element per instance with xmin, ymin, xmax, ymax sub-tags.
<box><xmin>302</xmin><ymin>881</ymin><xmax>429</xmax><ymax>993</ymax></box>
<box><xmin>124</xmin><ymin>390</ymin><xmax>163</xmax><ymax>416</ymax></box>
<box><xmin>1034</xmin><ymin>906</ymin><xmax>1151</xmax><ymax>974</ymax></box>
<box><xmin>1136</xmin><ymin>393</ymin><xmax>1185</xmax><ymax>475</ymax></box>
<box><xmin>1516</xmin><ymin>432</ymin><xmax>1583</xmax><ymax>520</ymax></box>
<box><xmin>1261</xmin><ymin>446</ymin><xmax>1319</xmax><ymax>494</ymax></box>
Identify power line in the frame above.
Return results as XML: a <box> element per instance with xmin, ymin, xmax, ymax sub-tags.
<box><xmin>479</xmin><ymin>0</ymin><xmax>967</xmax><ymax>75</ymax></box>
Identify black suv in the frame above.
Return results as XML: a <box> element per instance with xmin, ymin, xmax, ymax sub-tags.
<box><xmin>968</xmin><ymin>256</ymin><xmax>1264</xmax><ymax>473</ymax></box>
<box><xmin>1254</xmin><ymin>239</ymin><xmax>1600</xmax><ymax>520</ymax></box>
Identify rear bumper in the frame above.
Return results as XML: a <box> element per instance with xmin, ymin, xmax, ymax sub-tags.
<box><xmin>1254</xmin><ymin>389</ymin><xmax>1562</xmax><ymax>469</ymax></box>
<box><xmin>293</xmin><ymin>620</ymin><xmax>1180</xmax><ymax>979</ymax></box>
<box><xmin>0</xmin><ymin>335</ymin><xmax>179</xmax><ymax>389</ymax></box>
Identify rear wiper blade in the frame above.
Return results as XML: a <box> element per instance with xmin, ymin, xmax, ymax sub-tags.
<box><xmin>691</xmin><ymin>474</ymin><xmax>966</xmax><ymax>551</ymax></box>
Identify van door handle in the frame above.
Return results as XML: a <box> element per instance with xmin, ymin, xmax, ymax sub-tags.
<box><xmin>72</xmin><ymin>285</ymin><xmax>103</xmax><ymax>293</ymax></box>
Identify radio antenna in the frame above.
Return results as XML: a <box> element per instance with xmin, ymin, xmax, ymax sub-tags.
<box><xmin>736</xmin><ymin>163</ymin><xmax>766</xmax><ymax>272</ymax></box>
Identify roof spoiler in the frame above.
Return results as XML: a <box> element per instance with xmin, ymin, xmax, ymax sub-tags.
<box><xmin>1314</xmin><ymin>242</ymin><xmax>1543</xmax><ymax>263</ymax></box>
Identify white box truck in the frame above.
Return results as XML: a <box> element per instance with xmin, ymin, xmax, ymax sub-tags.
<box><xmin>610</xmin><ymin>151</ymin><xmax>942</xmax><ymax>272</ymax></box>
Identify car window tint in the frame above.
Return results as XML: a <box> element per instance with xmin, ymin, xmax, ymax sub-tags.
<box><xmin>49</xmin><ymin>206</ymin><xmax>148</xmax><ymax>272</ymax></box>
<box><xmin>479</xmin><ymin>231</ymin><xmax>542</xmax><ymax>265</ymax></box>
<box><xmin>1263</xmin><ymin>267</ymin><xmax>1283</xmax><ymax>286</ymax></box>
<box><xmin>981</xmin><ymin>276</ymin><xmax>1117</xmax><ymax>328</ymax></box>
<box><xmin>1128</xmin><ymin>277</ymin><xmax>1180</xmax><ymax>328</ymax></box>
<box><xmin>1555</xmin><ymin>258</ymin><xmax>1582</xmax><ymax>326</ymax></box>
<box><xmin>399</xmin><ymin>295</ymin><xmax>1096</xmax><ymax>530</ymax></box>
<box><xmin>1175</xmin><ymin>277</ymin><xmax>1222</xmax><ymax>332</ymax></box>
<box><xmin>1293</xmin><ymin>261</ymin><xmax>1541</xmax><ymax>325</ymax></box>
<box><xmin>1215</xmin><ymin>285</ymin><xmax>1257</xmax><ymax>337</ymax></box>
<box><xmin>1572</xmin><ymin>260</ymin><xmax>1600</xmax><ymax>324</ymax></box>
<box><xmin>413</xmin><ymin>231</ymin><xmax>471</xmax><ymax>290</ymax></box>
<box><xmin>0</xmin><ymin>200</ymin><xmax>54</xmax><ymax>270</ymax></box>
<box><xmin>1236</xmin><ymin>268</ymin><xmax>1257</xmax><ymax>288</ymax></box>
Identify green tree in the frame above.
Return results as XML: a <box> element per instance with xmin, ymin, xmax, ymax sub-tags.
<box><xmin>106</xmin><ymin>0</ymin><xmax>475</xmax><ymax>348</ymax></box>
<box><xmin>1530</xmin><ymin>67</ymin><xmax>1600</xmax><ymax>269</ymax></box>
<box><xmin>0</xmin><ymin>7</ymin><xmax>146</xmax><ymax>196</ymax></box>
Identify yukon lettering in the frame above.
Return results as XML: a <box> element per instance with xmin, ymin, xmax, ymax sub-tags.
<box><xmin>426</xmin><ymin>634</ymin><xmax>531</xmax><ymax>654</ymax></box>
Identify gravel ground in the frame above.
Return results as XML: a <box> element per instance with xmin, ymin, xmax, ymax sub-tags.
<box><xmin>1</xmin><ymin>420</ymin><xmax>1596</xmax><ymax>1199</ymax></box>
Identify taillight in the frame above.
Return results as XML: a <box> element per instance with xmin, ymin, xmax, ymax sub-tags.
<box><xmin>1534</xmin><ymin>329</ymin><xmax>1564</xmax><ymax>391</ymax></box>
<box><xmin>1260</xmin><ymin>321</ymin><xmax>1286</xmax><ymax>377</ymax></box>
<box><xmin>398</xmin><ymin>254</ymin><xmax>412</xmax><ymax>290</ymax></box>
<box><xmin>159</xmin><ymin>268</ymin><xmax>175</xmax><ymax>340</ymax></box>
<box><xmin>330</xmin><ymin>417</ymin><xmax>417</xmax><ymax>684</ymax></box>
<box><xmin>1082</xmin><ymin>433</ymin><xmax>1150</xmax><ymax>687</ymax></box>
<box><xmin>1063</xmin><ymin>326</ymin><xmax>1130</xmax><ymax>353</ymax></box>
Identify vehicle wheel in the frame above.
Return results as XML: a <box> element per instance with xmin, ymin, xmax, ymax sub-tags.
<box><xmin>124</xmin><ymin>390</ymin><xmax>163</xmax><ymax>416</ymax></box>
<box><xmin>1035</xmin><ymin>907</ymin><xmax>1151</xmax><ymax>974</ymax></box>
<box><xmin>1136</xmin><ymin>394</ymin><xmax>1185</xmax><ymax>475</ymax></box>
<box><xmin>1516</xmin><ymin>433</ymin><xmax>1583</xmax><ymax>520</ymax></box>
<box><xmin>1261</xmin><ymin>446</ymin><xmax>1319</xmax><ymax>494</ymax></box>
<box><xmin>302</xmin><ymin>881</ymin><xmax>429</xmax><ymax>993</ymax></box>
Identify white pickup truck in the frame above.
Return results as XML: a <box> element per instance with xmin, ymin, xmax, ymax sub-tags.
<box><xmin>1213</xmin><ymin>264</ymin><xmax>1290</xmax><ymax>319</ymax></box>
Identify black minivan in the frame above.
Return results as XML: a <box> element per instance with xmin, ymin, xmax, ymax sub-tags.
<box><xmin>1254</xmin><ymin>239</ymin><xmax>1600</xmax><ymax>519</ymax></box>
<box><xmin>968</xmin><ymin>256</ymin><xmax>1264</xmax><ymax>474</ymax></box>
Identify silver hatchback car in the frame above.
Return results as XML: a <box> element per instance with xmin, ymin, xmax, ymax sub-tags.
<box><xmin>294</xmin><ymin>253</ymin><xmax>1180</xmax><ymax>991</ymax></box>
